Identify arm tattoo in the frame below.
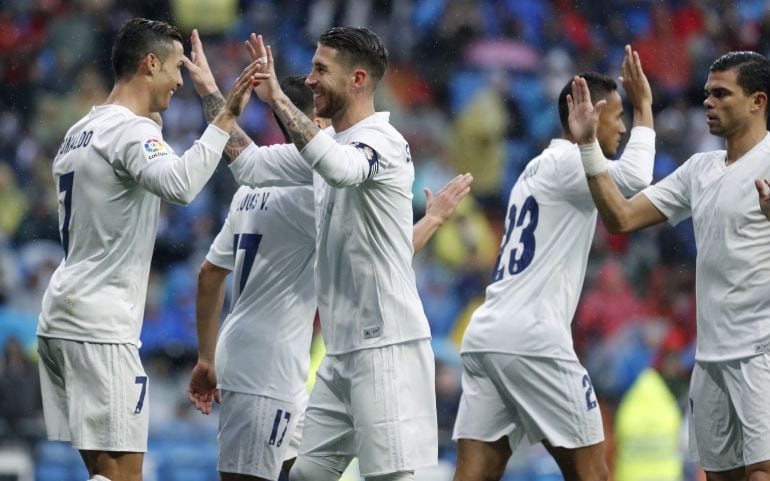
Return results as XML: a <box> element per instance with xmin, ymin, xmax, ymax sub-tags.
<box><xmin>202</xmin><ymin>90</ymin><xmax>253</xmax><ymax>163</ymax></box>
<box><xmin>201</xmin><ymin>91</ymin><xmax>226</xmax><ymax>123</ymax></box>
<box><xmin>223</xmin><ymin>127</ymin><xmax>252</xmax><ymax>162</ymax></box>
<box><xmin>272</xmin><ymin>96</ymin><xmax>320</xmax><ymax>151</ymax></box>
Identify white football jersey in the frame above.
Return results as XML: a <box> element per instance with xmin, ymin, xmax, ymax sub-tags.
<box><xmin>461</xmin><ymin>127</ymin><xmax>655</xmax><ymax>359</ymax></box>
<box><xmin>229</xmin><ymin>112</ymin><xmax>431</xmax><ymax>354</ymax></box>
<box><xmin>38</xmin><ymin>104</ymin><xmax>228</xmax><ymax>345</ymax></box>
<box><xmin>643</xmin><ymin>133</ymin><xmax>770</xmax><ymax>361</ymax></box>
<box><xmin>207</xmin><ymin>185</ymin><xmax>316</xmax><ymax>402</ymax></box>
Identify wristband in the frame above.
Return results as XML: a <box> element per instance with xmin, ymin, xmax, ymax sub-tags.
<box><xmin>578</xmin><ymin>140</ymin><xmax>609</xmax><ymax>177</ymax></box>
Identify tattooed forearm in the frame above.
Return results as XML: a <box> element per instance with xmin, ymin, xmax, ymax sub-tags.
<box><xmin>202</xmin><ymin>91</ymin><xmax>226</xmax><ymax>123</ymax></box>
<box><xmin>223</xmin><ymin>127</ymin><xmax>252</xmax><ymax>163</ymax></box>
<box><xmin>272</xmin><ymin>96</ymin><xmax>319</xmax><ymax>151</ymax></box>
<box><xmin>203</xmin><ymin>90</ymin><xmax>253</xmax><ymax>164</ymax></box>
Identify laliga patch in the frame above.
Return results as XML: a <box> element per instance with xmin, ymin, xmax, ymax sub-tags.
<box><xmin>143</xmin><ymin>137</ymin><xmax>170</xmax><ymax>161</ymax></box>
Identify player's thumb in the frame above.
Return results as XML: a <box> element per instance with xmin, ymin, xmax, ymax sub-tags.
<box><xmin>423</xmin><ymin>187</ymin><xmax>433</xmax><ymax>203</ymax></box>
<box><xmin>755</xmin><ymin>178</ymin><xmax>768</xmax><ymax>197</ymax></box>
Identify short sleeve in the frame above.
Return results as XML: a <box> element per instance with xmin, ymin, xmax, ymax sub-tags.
<box><xmin>643</xmin><ymin>157</ymin><xmax>694</xmax><ymax>225</ymax></box>
<box><xmin>206</xmin><ymin>212</ymin><xmax>235</xmax><ymax>270</ymax></box>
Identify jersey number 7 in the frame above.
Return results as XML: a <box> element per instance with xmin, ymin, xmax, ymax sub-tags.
<box><xmin>232</xmin><ymin>233</ymin><xmax>263</xmax><ymax>303</ymax></box>
<box><xmin>58</xmin><ymin>171</ymin><xmax>75</xmax><ymax>259</ymax></box>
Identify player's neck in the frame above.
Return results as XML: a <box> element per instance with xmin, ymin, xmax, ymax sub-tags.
<box><xmin>331</xmin><ymin>98</ymin><xmax>375</xmax><ymax>132</ymax></box>
<box><xmin>724</xmin><ymin>121</ymin><xmax>767</xmax><ymax>164</ymax></box>
<box><xmin>103</xmin><ymin>81</ymin><xmax>153</xmax><ymax>118</ymax></box>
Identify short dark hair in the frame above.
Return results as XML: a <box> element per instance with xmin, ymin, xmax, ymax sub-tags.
<box><xmin>557</xmin><ymin>72</ymin><xmax>618</xmax><ymax>132</ymax></box>
<box><xmin>710</xmin><ymin>51</ymin><xmax>770</xmax><ymax>107</ymax></box>
<box><xmin>281</xmin><ymin>75</ymin><xmax>313</xmax><ymax>116</ymax></box>
<box><xmin>318</xmin><ymin>27</ymin><xmax>388</xmax><ymax>84</ymax></box>
<box><xmin>111</xmin><ymin>18</ymin><xmax>183</xmax><ymax>81</ymax></box>
<box><xmin>274</xmin><ymin>76</ymin><xmax>313</xmax><ymax>143</ymax></box>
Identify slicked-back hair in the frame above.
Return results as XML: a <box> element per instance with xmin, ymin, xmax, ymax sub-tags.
<box><xmin>710</xmin><ymin>51</ymin><xmax>770</xmax><ymax>122</ymax></box>
<box><xmin>111</xmin><ymin>18</ymin><xmax>183</xmax><ymax>81</ymax></box>
<box><xmin>318</xmin><ymin>27</ymin><xmax>389</xmax><ymax>85</ymax></box>
<box><xmin>275</xmin><ymin>75</ymin><xmax>314</xmax><ymax>143</ymax></box>
<box><xmin>557</xmin><ymin>72</ymin><xmax>618</xmax><ymax>133</ymax></box>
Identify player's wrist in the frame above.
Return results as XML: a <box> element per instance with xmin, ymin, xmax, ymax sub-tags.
<box><xmin>199</xmin><ymin>83</ymin><xmax>220</xmax><ymax>97</ymax></box>
<box><xmin>423</xmin><ymin>212</ymin><xmax>446</xmax><ymax>227</ymax></box>
<box><xmin>197</xmin><ymin>355</ymin><xmax>215</xmax><ymax>365</ymax></box>
<box><xmin>578</xmin><ymin>139</ymin><xmax>609</xmax><ymax>177</ymax></box>
<box><xmin>267</xmin><ymin>90</ymin><xmax>289</xmax><ymax>109</ymax></box>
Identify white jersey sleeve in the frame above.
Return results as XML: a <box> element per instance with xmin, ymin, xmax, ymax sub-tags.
<box><xmin>557</xmin><ymin>126</ymin><xmax>656</xmax><ymax>206</ymax></box>
<box><xmin>607</xmin><ymin>126</ymin><xmax>656</xmax><ymax>197</ymax></box>
<box><xmin>301</xmin><ymin>128</ymin><xmax>393</xmax><ymax>187</ymax></box>
<box><xmin>228</xmin><ymin>142</ymin><xmax>313</xmax><ymax>188</ymax></box>
<box><xmin>642</xmin><ymin>155</ymin><xmax>696</xmax><ymax>225</ymax></box>
<box><xmin>102</xmin><ymin>116</ymin><xmax>227</xmax><ymax>205</ymax></box>
<box><xmin>206</xmin><ymin>211</ymin><xmax>235</xmax><ymax>271</ymax></box>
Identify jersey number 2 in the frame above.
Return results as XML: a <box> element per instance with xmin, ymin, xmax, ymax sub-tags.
<box><xmin>269</xmin><ymin>409</ymin><xmax>292</xmax><ymax>447</ymax></box>
<box><xmin>490</xmin><ymin>195</ymin><xmax>539</xmax><ymax>282</ymax></box>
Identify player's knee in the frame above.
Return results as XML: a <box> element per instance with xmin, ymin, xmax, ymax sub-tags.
<box><xmin>706</xmin><ymin>468</ymin><xmax>746</xmax><ymax>481</ymax></box>
<box><xmin>573</xmin><ymin>460</ymin><xmax>608</xmax><ymax>481</ymax></box>
<box><xmin>746</xmin><ymin>461</ymin><xmax>770</xmax><ymax>481</ymax></box>
<box><xmin>454</xmin><ymin>463</ymin><xmax>504</xmax><ymax>481</ymax></box>
<box><xmin>365</xmin><ymin>471</ymin><xmax>415</xmax><ymax>481</ymax></box>
<box><xmin>289</xmin><ymin>456</ymin><xmax>342</xmax><ymax>481</ymax></box>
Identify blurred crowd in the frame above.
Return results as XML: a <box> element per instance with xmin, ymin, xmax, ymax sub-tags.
<box><xmin>2</xmin><ymin>0</ymin><xmax>770</xmax><ymax>479</ymax></box>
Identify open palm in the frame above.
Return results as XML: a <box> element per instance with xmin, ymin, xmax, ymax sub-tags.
<box><xmin>567</xmin><ymin>76</ymin><xmax>605</xmax><ymax>144</ymax></box>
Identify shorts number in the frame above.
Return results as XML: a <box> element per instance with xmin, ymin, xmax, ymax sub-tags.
<box><xmin>58</xmin><ymin>171</ymin><xmax>75</xmax><ymax>258</ymax></box>
<box><xmin>582</xmin><ymin>374</ymin><xmax>597</xmax><ymax>411</ymax></box>
<box><xmin>268</xmin><ymin>409</ymin><xmax>292</xmax><ymax>447</ymax></box>
<box><xmin>134</xmin><ymin>376</ymin><xmax>148</xmax><ymax>414</ymax></box>
<box><xmin>490</xmin><ymin>196</ymin><xmax>539</xmax><ymax>283</ymax></box>
<box><xmin>232</xmin><ymin>233</ymin><xmax>263</xmax><ymax>303</ymax></box>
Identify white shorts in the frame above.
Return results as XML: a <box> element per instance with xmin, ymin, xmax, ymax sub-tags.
<box><xmin>37</xmin><ymin>337</ymin><xmax>149</xmax><ymax>452</ymax></box>
<box><xmin>299</xmin><ymin>340</ymin><xmax>438</xmax><ymax>477</ymax></box>
<box><xmin>217</xmin><ymin>390</ymin><xmax>307</xmax><ymax>479</ymax></box>
<box><xmin>453</xmin><ymin>352</ymin><xmax>604</xmax><ymax>450</ymax></box>
<box><xmin>688</xmin><ymin>354</ymin><xmax>770</xmax><ymax>471</ymax></box>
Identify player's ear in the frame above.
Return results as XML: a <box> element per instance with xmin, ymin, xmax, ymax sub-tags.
<box><xmin>752</xmin><ymin>91</ymin><xmax>768</xmax><ymax>115</ymax></box>
<box><xmin>140</xmin><ymin>53</ymin><xmax>160</xmax><ymax>75</ymax></box>
<box><xmin>351</xmin><ymin>68</ymin><xmax>367</xmax><ymax>91</ymax></box>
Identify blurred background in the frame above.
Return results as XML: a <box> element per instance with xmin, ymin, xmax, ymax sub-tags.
<box><xmin>1</xmin><ymin>0</ymin><xmax>767</xmax><ymax>479</ymax></box>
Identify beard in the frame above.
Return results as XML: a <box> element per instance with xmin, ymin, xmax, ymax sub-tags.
<box><xmin>314</xmin><ymin>87</ymin><xmax>347</xmax><ymax>119</ymax></box>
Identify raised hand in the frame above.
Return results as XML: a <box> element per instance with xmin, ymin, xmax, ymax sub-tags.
<box><xmin>182</xmin><ymin>29</ymin><xmax>219</xmax><ymax>97</ymax></box>
<box><xmin>244</xmin><ymin>33</ymin><xmax>282</xmax><ymax>104</ymax></box>
<box><xmin>424</xmin><ymin>173</ymin><xmax>473</xmax><ymax>225</ymax></box>
<box><xmin>619</xmin><ymin>44</ymin><xmax>652</xmax><ymax>110</ymax></box>
<box><xmin>188</xmin><ymin>360</ymin><xmax>220</xmax><ymax>415</ymax></box>
<box><xmin>755</xmin><ymin>178</ymin><xmax>770</xmax><ymax>220</ymax></box>
<box><xmin>222</xmin><ymin>59</ymin><xmax>271</xmax><ymax>117</ymax></box>
<box><xmin>567</xmin><ymin>76</ymin><xmax>605</xmax><ymax>144</ymax></box>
